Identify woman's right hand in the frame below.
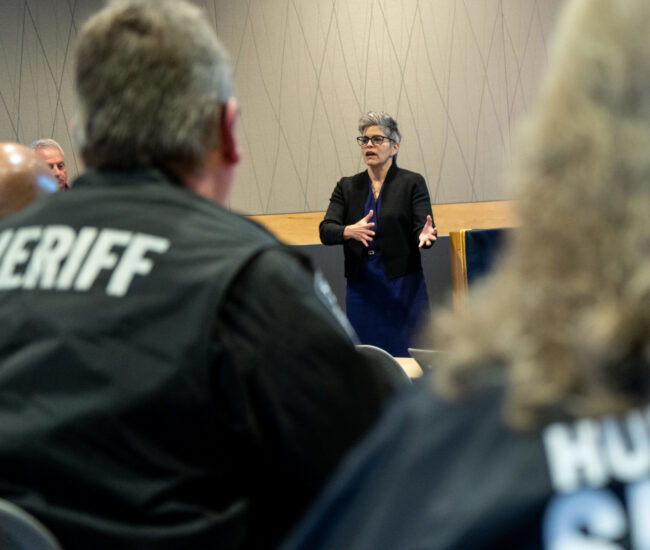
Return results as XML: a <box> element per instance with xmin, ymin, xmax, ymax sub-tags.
<box><xmin>343</xmin><ymin>210</ymin><xmax>375</xmax><ymax>247</ymax></box>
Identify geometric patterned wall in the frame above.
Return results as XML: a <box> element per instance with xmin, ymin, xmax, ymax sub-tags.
<box><xmin>0</xmin><ymin>0</ymin><xmax>564</xmax><ymax>214</ymax></box>
<box><xmin>0</xmin><ymin>1</ymin><xmax>99</xmax><ymax>179</ymax></box>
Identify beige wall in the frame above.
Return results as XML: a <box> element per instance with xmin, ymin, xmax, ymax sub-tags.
<box><xmin>0</xmin><ymin>0</ymin><xmax>564</xmax><ymax>214</ymax></box>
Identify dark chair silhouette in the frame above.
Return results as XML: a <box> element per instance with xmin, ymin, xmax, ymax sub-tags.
<box><xmin>0</xmin><ymin>498</ymin><xmax>62</xmax><ymax>550</ymax></box>
<box><xmin>356</xmin><ymin>344</ymin><xmax>412</xmax><ymax>388</ymax></box>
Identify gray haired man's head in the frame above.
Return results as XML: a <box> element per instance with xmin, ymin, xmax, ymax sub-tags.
<box><xmin>29</xmin><ymin>138</ymin><xmax>68</xmax><ymax>190</ymax></box>
<box><xmin>74</xmin><ymin>0</ymin><xmax>233</xmax><ymax>172</ymax></box>
<box><xmin>29</xmin><ymin>139</ymin><xmax>64</xmax><ymax>155</ymax></box>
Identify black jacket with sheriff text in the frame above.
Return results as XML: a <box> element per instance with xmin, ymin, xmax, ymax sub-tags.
<box><xmin>0</xmin><ymin>168</ymin><xmax>393</xmax><ymax>549</ymax></box>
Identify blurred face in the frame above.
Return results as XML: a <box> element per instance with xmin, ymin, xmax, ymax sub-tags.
<box><xmin>34</xmin><ymin>147</ymin><xmax>68</xmax><ymax>190</ymax></box>
<box><xmin>0</xmin><ymin>143</ymin><xmax>57</xmax><ymax>220</ymax></box>
<box><xmin>360</xmin><ymin>125</ymin><xmax>399</xmax><ymax>169</ymax></box>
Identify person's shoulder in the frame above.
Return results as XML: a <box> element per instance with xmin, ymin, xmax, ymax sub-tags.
<box><xmin>209</xmin><ymin>203</ymin><xmax>279</xmax><ymax>242</ymax></box>
<box><xmin>384</xmin><ymin>376</ymin><xmax>505</xmax><ymax>442</ymax></box>
<box><xmin>63</xmin><ymin>169</ymin><xmax>280</xmax><ymax>246</ymax></box>
<box><xmin>236</xmin><ymin>246</ymin><xmax>313</xmax><ymax>288</ymax></box>
<box><xmin>147</xmin><ymin>185</ymin><xmax>281</xmax><ymax>246</ymax></box>
<box><xmin>393</xmin><ymin>166</ymin><xmax>425</xmax><ymax>183</ymax></box>
<box><xmin>338</xmin><ymin>170</ymin><xmax>368</xmax><ymax>187</ymax></box>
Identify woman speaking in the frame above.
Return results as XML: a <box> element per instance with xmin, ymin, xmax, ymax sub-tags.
<box><xmin>320</xmin><ymin>112</ymin><xmax>436</xmax><ymax>356</ymax></box>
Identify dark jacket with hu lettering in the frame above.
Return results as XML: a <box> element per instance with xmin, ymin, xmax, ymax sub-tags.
<box><xmin>0</xmin><ymin>168</ymin><xmax>394</xmax><ymax>550</ymax></box>
<box><xmin>282</xmin><ymin>375</ymin><xmax>650</xmax><ymax>550</ymax></box>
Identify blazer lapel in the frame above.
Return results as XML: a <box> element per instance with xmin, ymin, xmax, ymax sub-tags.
<box><xmin>376</xmin><ymin>162</ymin><xmax>399</xmax><ymax>226</ymax></box>
<box><xmin>349</xmin><ymin>171</ymin><xmax>370</xmax><ymax>223</ymax></box>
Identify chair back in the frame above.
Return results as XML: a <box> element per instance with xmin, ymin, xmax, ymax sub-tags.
<box><xmin>356</xmin><ymin>345</ymin><xmax>412</xmax><ymax>388</ymax></box>
<box><xmin>449</xmin><ymin>227</ymin><xmax>510</xmax><ymax>309</ymax></box>
<box><xmin>407</xmin><ymin>348</ymin><xmax>447</xmax><ymax>371</ymax></box>
<box><xmin>0</xmin><ymin>498</ymin><xmax>62</xmax><ymax>550</ymax></box>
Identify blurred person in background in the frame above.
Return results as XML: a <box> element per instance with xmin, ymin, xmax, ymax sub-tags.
<box><xmin>0</xmin><ymin>142</ymin><xmax>57</xmax><ymax>218</ymax></box>
<box><xmin>30</xmin><ymin>138</ymin><xmax>69</xmax><ymax>190</ymax></box>
<box><xmin>282</xmin><ymin>0</ymin><xmax>650</xmax><ymax>548</ymax></box>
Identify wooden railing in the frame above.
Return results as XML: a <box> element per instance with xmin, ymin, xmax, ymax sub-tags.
<box><xmin>248</xmin><ymin>200</ymin><xmax>518</xmax><ymax>245</ymax></box>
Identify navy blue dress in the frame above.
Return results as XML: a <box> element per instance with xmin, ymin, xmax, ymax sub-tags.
<box><xmin>345</xmin><ymin>183</ymin><xmax>429</xmax><ymax>357</ymax></box>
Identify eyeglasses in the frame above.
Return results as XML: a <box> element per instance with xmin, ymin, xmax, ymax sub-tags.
<box><xmin>356</xmin><ymin>135</ymin><xmax>394</xmax><ymax>146</ymax></box>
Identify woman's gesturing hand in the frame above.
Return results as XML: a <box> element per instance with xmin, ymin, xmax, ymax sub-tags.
<box><xmin>418</xmin><ymin>215</ymin><xmax>437</xmax><ymax>248</ymax></box>
<box><xmin>343</xmin><ymin>210</ymin><xmax>376</xmax><ymax>247</ymax></box>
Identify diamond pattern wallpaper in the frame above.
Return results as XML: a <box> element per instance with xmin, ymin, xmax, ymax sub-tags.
<box><xmin>0</xmin><ymin>0</ymin><xmax>564</xmax><ymax>214</ymax></box>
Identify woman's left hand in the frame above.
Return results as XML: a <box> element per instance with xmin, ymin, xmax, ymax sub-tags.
<box><xmin>418</xmin><ymin>215</ymin><xmax>437</xmax><ymax>248</ymax></box>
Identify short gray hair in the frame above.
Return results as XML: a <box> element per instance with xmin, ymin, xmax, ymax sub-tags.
<box><xmin>29</xmin><ymin>139</ymin><xmax>64</xmax><ymax>155</ymax></box>
<box><xmin>358</xmin><ymin>112</ymin><xmax>401</xmax><ymax>143</ymax></box>
<box><xmin>74</xmin><ymin>0</ymin><xmax>232</xmax><ymax>171</ymax></box>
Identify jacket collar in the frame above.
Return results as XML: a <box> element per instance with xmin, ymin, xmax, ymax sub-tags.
<box><xmin>363</xmin><ymin>159</ymin><xmax>398</xmax><ymax>184</ymax></box>
<box><xmin>71</xmin><ymin>166</ymin><xmax>185</xmax><ymax>190</ymax></box>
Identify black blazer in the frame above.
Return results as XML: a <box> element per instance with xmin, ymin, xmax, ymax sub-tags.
<box><xmin>320</xmin><ymin>162</ymin><xmax>434</xmax><ymax>280</ymax></box>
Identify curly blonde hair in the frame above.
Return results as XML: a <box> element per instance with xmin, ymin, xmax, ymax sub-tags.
<box><xmin>431</xmin><ymin>0</ymin><xmax>650</xmax><ymax>429</ymax></box>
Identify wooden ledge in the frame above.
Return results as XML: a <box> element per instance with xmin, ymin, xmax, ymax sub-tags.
<box><xmin>248</xmin><ymin>200</ymin><xmax>518</xmax><ymax>245</ymax></box>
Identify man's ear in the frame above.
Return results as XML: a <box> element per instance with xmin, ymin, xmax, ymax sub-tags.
<box><xmin>219</xmin><ymin>97</ymin><xmax>241</xmax><ymax>165</ymax></box>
